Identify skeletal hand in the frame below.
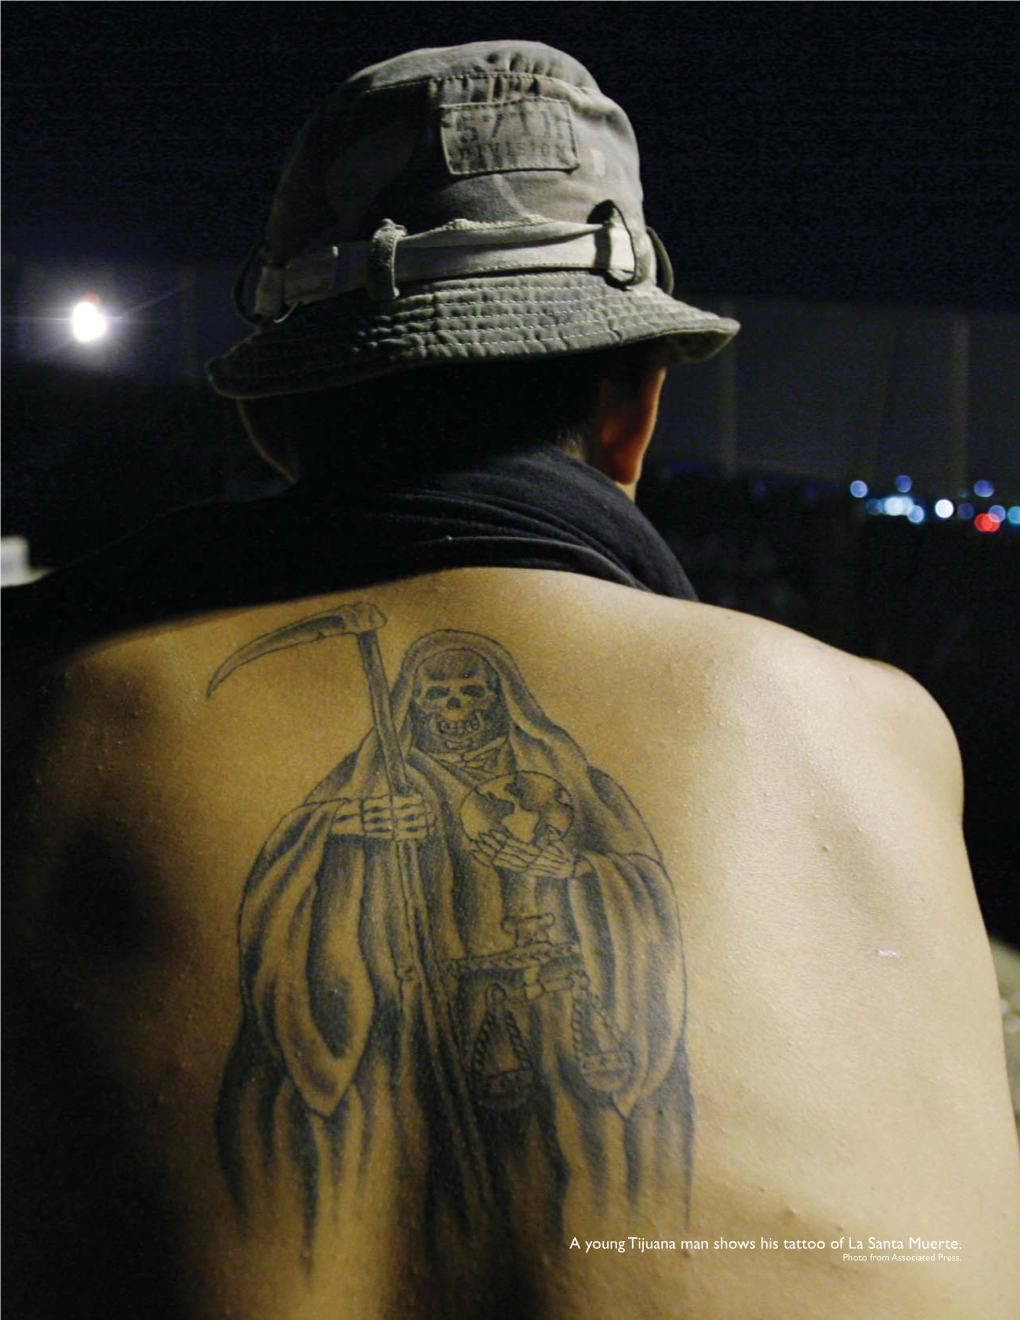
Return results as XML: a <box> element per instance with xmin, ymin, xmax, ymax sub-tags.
<box><xmin>471</xmin><ymin>828</ymin><xmax>577</xmax><ymax>880</ymax></box>
<box><xmin>333</xmin><ymin>794</ymin><xmax>435</xmax><ymax>841</ymax></box>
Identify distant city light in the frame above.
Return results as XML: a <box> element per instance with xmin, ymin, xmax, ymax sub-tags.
<box><xmin>800</xmin><ymin>484</ymin><xmax>1018</xmax><ymax>527</ymax></box>
<box><xmin>974</xmin><ymin>479</ymin><xmax>995</xmax><ymax>498</ymax></box>
<box><xmin>70</xmin><ymin>296</ymin><xmax>108</xmax><ymax>343</ymax></box>
<box><xmin>894</xmin><ymin>475</ymin><xmax>912</xmax><ymax>493</ymax></box>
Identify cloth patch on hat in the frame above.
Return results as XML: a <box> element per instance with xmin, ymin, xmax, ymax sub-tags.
<box><xmin>440</xmin><ymin>98</ymin><xmax>578</xmax><ymax>176</ymax></box>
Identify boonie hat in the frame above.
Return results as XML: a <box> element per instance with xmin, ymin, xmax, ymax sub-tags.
<box><xmin>208</xmin><ymin>41</ymin><xmax>739</xmax><ymax>399</ymax></box>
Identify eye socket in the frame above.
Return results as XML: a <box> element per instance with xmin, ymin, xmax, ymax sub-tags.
<box><xmin>461</xmin><ymin>685</ymin><xmax>488</xmax><ymax>698</ymax></box>
<box><xmin>425</xmin><ymin>686</ymin><xmax>450</xmax><ymax>700</ymax></box>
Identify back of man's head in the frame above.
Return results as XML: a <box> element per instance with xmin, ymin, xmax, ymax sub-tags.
<box><xmin>241</xmin><ymin>342</ymin><xmax>668</xmax><ymax>482</ymax></box>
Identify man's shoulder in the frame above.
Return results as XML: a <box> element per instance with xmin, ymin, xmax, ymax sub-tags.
<box><xmin>656</xmin><ymin>593</ymin><xmax>942</xmax><ymax>709</ymax></box>
<box><xmin>601</xmin><ymin>586</ymin><xmax>959</xmax><ymax>787</ymax></box>
<box><xmin>666</xmin><ymin>599</ymin><xmax>962</xmax><ymax>806</ymax></box>
<box><xmin>703</xmin><ymin>598</ymin><xmax>952</xmax><ymax>720</ymax></box>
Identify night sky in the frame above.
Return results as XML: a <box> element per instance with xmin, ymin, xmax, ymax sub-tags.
<box><xmin>4</xmin><ymin>2</ymin><xmax>1018</xmax><ymax>307</ymax></box>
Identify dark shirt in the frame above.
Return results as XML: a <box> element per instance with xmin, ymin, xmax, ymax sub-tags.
<box><xmin>6</xmin><ymin>447</ymin><xmax>695</xmax><ymax>661</ymax></box>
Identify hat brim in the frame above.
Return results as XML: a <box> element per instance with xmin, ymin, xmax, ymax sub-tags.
<box><xmin>207</xmin><ymin>271</ymin><xmax>738</xmax><ymax>400</ymax></box>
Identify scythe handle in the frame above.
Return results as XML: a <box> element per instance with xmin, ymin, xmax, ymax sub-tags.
<box><xmin>354</xmin><ymin>629</ymin><xmax>495</xmax><ymax>1212</ymax></box>
<box><xmin>356</xmin><ymin>630</ymin><xmax>411</xmax><ymax>795</ymax></box>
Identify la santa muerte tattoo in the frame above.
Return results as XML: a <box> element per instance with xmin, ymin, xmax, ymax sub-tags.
<box><xmin>209</xmin><ymin>603</ymin><xmax>692</xmax><ymax>1260</ymax></box>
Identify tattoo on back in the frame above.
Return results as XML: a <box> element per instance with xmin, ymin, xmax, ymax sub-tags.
<box><xmin>209</xmin><ymin>602</ymin><xmax>691</xmax><ymax>1263</ymax></box>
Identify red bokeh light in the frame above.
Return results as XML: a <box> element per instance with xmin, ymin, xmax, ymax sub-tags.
<box><xmin>974</xmin><ymin>513</ymin><xmax>1001</xmax><ymax>533</ymax></box>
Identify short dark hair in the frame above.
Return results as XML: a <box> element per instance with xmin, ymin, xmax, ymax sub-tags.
<box><xmin>241</xmin><ymin>341</ymin><xmax>666</xmax><ymax>481</ymax></box>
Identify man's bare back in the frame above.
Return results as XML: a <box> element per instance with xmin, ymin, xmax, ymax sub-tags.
<box><xmin>9</xmin><ymin>566</ymin><xmax>1019</xmax><ymax>1319</ymax></box>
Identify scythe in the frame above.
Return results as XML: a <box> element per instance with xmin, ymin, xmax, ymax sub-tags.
<box><xmin>208</xmin><ymin>601</ymin><xmax>495</xmax><ymax>1214</ymax></box>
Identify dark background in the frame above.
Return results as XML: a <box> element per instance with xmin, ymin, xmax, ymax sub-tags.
<box><xmin>3</xmin><ymin>2</ymin><xmax>1018</xmax><ymax>938</ymax></box>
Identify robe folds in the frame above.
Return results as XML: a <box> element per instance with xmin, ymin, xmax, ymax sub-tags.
<box><xmin>217</xmin><ymin>629</ymin><xmax>690</xmax><ymax>1251</ymax></box>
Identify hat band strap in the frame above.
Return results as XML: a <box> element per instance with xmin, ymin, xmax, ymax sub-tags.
<box><xmin>254</xmin><ymin>212</ymin><xmax>640</xmax><ymax>319</ymax></box>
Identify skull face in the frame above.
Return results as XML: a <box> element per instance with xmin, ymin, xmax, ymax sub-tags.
<box><xmin>411</xmin><ymin>650</ymin><xmax>506</xmax><ymax>752</ymax></box>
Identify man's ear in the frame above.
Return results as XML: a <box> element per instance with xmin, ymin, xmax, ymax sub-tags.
<box><xmin>590</xmin><ymin>364</ymin><xmax>668</xmax><ymax>499</ymax></box>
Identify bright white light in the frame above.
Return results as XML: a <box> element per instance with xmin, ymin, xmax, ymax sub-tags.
<box><xmin>850</xmin><ymin>480</ymin><xmax>868</xmax><ymax>498</ymax></box>
<box><xmin>934</xmin><ymin>499</ymin><xmax>955</xmax><ymax>519</ymax></box>
<box><xmin>894</xmin><ymin>475</ymin><xmax>912</xmax><ymax>493</ymax></box>
<box><xmin>71</xmin><ymin>299</ymin><xmax>108</xmax><ymax>343</ymax></box>
<box><xmin>974</xmin><ymin>479</ymin><xmax>994</xmax><ymax>498</ymax></box>
<box><xmin>907</xmin><ymin>506</ymin><xmax>925</xmax><ymax>524</ymax></box>
<box><xmin>883</xmin><ymin>495</ymin><xmax>914</xmax><ymax>516</ymax></box>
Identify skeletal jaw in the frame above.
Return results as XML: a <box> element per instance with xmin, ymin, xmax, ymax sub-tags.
<box><xmin>432</xmin><ymin>711</ymin><xmax>485</xmax><ymax>747</ymax></box>
<box><xmin>440</xmin><ymin>712</ymin><xmax>481</xmax><ymax>735</ymax></box>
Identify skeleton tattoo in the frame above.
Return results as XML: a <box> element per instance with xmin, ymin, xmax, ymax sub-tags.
<box><xmin>210</xmin><ymin>603</ymin><xmax>691</xmax><ymax>1262</ymax></box>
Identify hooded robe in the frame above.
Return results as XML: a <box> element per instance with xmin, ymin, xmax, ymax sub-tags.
<box><xmin>217</xmin><ymin>629</ymin><xmax>690</xmax><ymax>1253</ymax></box>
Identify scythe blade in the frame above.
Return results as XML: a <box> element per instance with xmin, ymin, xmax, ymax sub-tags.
<box><xmin>206</xmin><ymin>601</ymin><xmax>386</xmax><ymax>697</ymax></box>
